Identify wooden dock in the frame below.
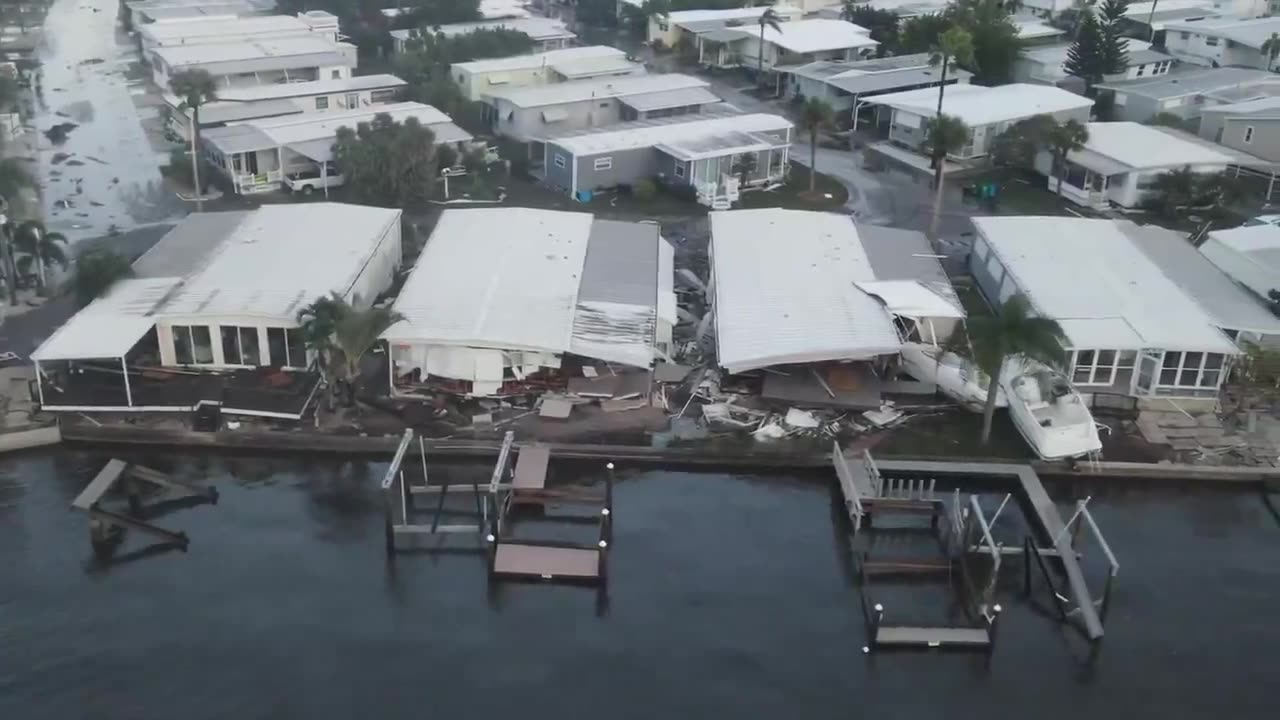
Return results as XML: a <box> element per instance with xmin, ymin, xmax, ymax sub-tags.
<box><xmin>71</xmin><ymin>459</ymin><xmax>218</xmax><ymax>554</ymax></box>
<box><xmin>492</xmin><ymin>543</ymin><xmax>603</xmax><ymax>581</ymax></box>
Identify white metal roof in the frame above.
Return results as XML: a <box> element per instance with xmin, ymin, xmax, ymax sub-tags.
<box><xmin>710</xmin><ymin>209</ymin><xmax>903</xmax><ymax>374</ymax></box>
<box><xmin>485</xmin><ymin>73</ymin><xmax>709</xmax><ymax>108</ymax></box>
<box><xmin>243</xmin><ymin>102</ymin><xmax>462</xmax><ymax>146</ymax></box>
<box><xmin>139</xmin><ymin>14</ymin><xmax>329</xmax><ymax>46</ymax></box>
<box><xmin>151</xmin><ymin>35</ymin><xmax>344</xmax><ymax>68</ymax></box>
<box><xmin>855</xmin><ymin>280</ymin><xmax>965</xmax><ymax>320</ymax></box>
<box><xmin>158</xmin><ymin>204</ymin><xmax>401</xmax><ymax>319</ymax></box>
<box><xmin>213</xmin><ymin>74</ymin><xmax>406</xmax><ymax>102</ymax></box>
<box><xmin>617</xmin><ymin>86</ymin><xmax>721</xmax><ymax>112</ymax></box>
<box><xmin>549</xmin><ymin>112</ymin><xmax>791</xmax><ymax>156</ymax></box>
<box><xmin>1071</xmin><ymin>121</ymin><xmax>1235</xmax><ymax>171</ymax></box>
<box><xmin>1201</xmin><ymin>224</ymin><xmax>1280</xmax><ymax>300</ymax></box>
<box><xmin>31</xmin><ymin>278</ymin><xmax>181</xmax><ymax>361</ymax></box>
<box><xmin>452</xmin><ymin>45</ymin><xmax>624</xmax><ymax>74</ymax></box>
<box><xmin>869</xmin><ymin>83</ymin><xmax>1093</xmax><ymax>126</ymax></box>
<box><xmin>973</xmin><ymin>216</ymin><xmax>1237</xmax><ymax>353</ymax></box>
<box><xmin>1013</xmin><ymin>20</ymin><xmax>1064</xmax><ymax>40</ymax></box>
<box><xmin>1164</xmin><ymin>15</ymin><xmax>1280</xmax><ymax>49</ymax></box>
<box><xmin>397</xmin><ymin>17</ymin><xmax>575</xmax><ymax>42</ymax></box>
<box><xmin>755</xmin><ymin>19</ymin><xmax>876</xmax><ymax>54</ymax></box>
<box><xmin>552</xmin><ymin>54</ymin><xmax>644</xmax><ymax>79</ymax></box>
<box><xmin>667</xmin><ymin>5</ymin><xmax>802</xmax><ymax>26</ymax></box>
<box><xmin>384</xmin><ymin>209</ymin><xmax>595</xmax><ymax>353</ymax></box>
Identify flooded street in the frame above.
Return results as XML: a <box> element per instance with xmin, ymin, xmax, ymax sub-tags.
<box><xmin>0</xmin><ymin>451</ymin><xmax>1276</xmax><ymax>719</ymax></box>
<box><xmin>32</xmin><ymin>0</ymin><xmax>183</xmax><ymax>242</ymax></box>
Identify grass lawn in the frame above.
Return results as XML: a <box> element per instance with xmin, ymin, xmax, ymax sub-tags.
<box><xmin>738</xmin><ymin>164</ymin><xmax>849</xmax><ymax>211</ymax></box>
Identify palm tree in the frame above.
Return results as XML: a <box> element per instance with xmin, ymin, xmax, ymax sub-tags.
<box><xmin>1046</xmin><ymin>119</ymin><xmax>1090</xmax><ymax>196</ymax></box>
<box><xmin>968</xmin><ymin>294</ymin><xmax>1068</xmax><ymax>445</ymax></box>
<box><xmin>169</xmin><ymin>69</ymin><xmax>218</xmax><ymax>211</ymax></box>
<box><xmin>922</xmin><ymin>113</ymin><xmax>970</xmax><ymax>237</ymax></box>
<box><xmin>928</xmin><ymin>27</ymin><xmax>975</xmax><ymax>189</ymax></box>
<box><xmin>1263</xmin><ymin>32</ymin><xmax>1280</xmax><ymax>72</ymax></box>
<box><xmin>801</xmin><ymin>97</ymin><xmax>833</xmax><ymax>193</ymax></box>
<box><xmin>332</xmin><ymin>299</ymin><xmax>404</xmax><ymax>406</ymax></box>
<box><xmin>0</xmin><ymin>147</ymin><xmax>36</xmax><ymax>306</ymax></box>
<box><xmin>756</xmin><ymin>6</ymin><xmax>783</xmax><ymax>93</ymax></box>
<box><xmin>12</xmin><ymin>220</ymin><xmax>68</xmax><ymax>296</ymax></box>
<box><xmin>297</xmin><ymin>293</ymin><xmax>343</xmax><ymax>382</ymax></box>
<box><xmin>71</xmin><ymin>248</ymin><xmax>133</xmax><ymax>308</ymax></box>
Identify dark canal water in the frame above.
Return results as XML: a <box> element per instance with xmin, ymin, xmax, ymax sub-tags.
<box><xmin>1</xmin><ymin>451</ymin><xmax>1276</xmax><ymax>719</ymax></box>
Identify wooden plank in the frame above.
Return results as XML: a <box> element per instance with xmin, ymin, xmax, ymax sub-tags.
<box><xmin>72</xmin><ymin>459</ymin><xmax>128</xmax><ymax>510</ymax></box>
<box><xmin>862</xmin><ymin>559</ymin><xmax>951</xmax><ymax>576</ymax></box>
<box><xmin>127</xmin><ymin>464</ymin><xmax>217</xmax><ymax>500</ymax></box>
<box><xmin>875</xmin><ymin>625</ymin><xmax>990</xmax><ymax>647</ymax></box>
<box><xmin>512</xmin><ymin>446</ymin><xmax>551</xmax><ymax>490</ymax></box>
<box><xmin>89</xmin><ymin>508</ymin><xmax>188</xmax><ymax>547</ymax></box>
<box><xmin>492</xmin><ymin>543</ymin><xmax>600</xmax><ymax>579</ymax></box>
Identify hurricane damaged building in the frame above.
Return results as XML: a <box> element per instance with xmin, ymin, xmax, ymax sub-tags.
<box><xmin>383</xmin><ymin>208</ymin><xmax>676</xmax><ymax>400</ymax></box>
<box><xmin>708</xmin><ymin>209</ymin><xmax>964</xmax><ymax>410</ymax></box>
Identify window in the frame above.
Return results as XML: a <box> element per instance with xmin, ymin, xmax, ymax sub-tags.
<box><xmin>1205</xmin><ymin>36</ymin><xmax>1219</xmax><ymax>47</ymax></box>
<box><xmin>171</xmin><ymin>325</ymin><xmax>213</xmax><ymax>365</ymax></box>
<box><xmin>268</xmin><ymin>328</ymin><xmax>288</xmax><ymax>368</ymax></box>
<box><xmin>345</xmin><ymin>93</ymin><xmax>359</xmax><ymax>108</ymax></box>
<box><xmin>316</xmin><ymin>96</ymin><xmax>329</xmax><ymax>110</ymax></box>
<box><xmin>1071</xmin><ymin>349</ymin><xmax>1124</xmax><ymax>386</ymax></box>
<box><xmin>221</xmin><ymin>326</ymin><xmax>263</xmax><ymax>366</ymax></box>
<box><xmin>331</xmin><ymin>70</ymin><xmax>342</xmax><ymax>79</ymax></box>
<box><xmin>593</xmin><ymin>157</ymin><xmax>612</xmax><ymax>170</ymax></box>
<box><xmin>553</xmin><ymin>154</ymin><xmax>567</xmax><ymax>169</ymax></box>
<box><xmin>1244</xmin><ymin>126</ymin><xmax>1255</xmax><ymax>144</ymax></box>
<box><xmin>1136</xmin><ymin>65</ymin><xmax>1145</xmax><ymax>77</ymax></box>
<box><xmin>370</xmin><ymin>89</ymin><xmax>398</xmax><ymax>103</ymax></box>
<box><xmin>1180</xmin><ymin>32</ymin><xmax>1190</xmax><ymax>40</ymax></box>
<box><xmin>674</xmin><ymin>163</ymin><xmax>685</xmax><ymax>178</ymax></box>
<box><xmin>1158</xmin><ymin>351</ymin><xmax>1226</xmax><ymax>389</ymax></box>
<box><xmin>985</xmin><ymin>252</ymin><xmax>1004</xmax><ymax>285</ymax></box>
<box><xmin>972</xmin><ymin>236</ymin><xmax>989</xmax><ymax>262</ymax></box>
<box><xmin>600</xmin><ymin>101</ymin><xmax>610</xmax><ymax>108</ymax></box>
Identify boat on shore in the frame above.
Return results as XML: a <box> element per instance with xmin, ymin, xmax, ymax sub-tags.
<box><xmin>899</xmin><ymin>343</ymin><xmax>1007</xmax><ymax>413</ymax></box>
<box><xmin>1000</xmin><ymin>358</ymin><xmax>1102</xmax><ymax>461</ymax></box>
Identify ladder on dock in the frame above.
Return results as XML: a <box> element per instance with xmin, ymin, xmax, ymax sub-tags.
<box><xmin>832</xmin><ymin>443</ymin><xmax>939</xmax><ymax>533</ymax></box>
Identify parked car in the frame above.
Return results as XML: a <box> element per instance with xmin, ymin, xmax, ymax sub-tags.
<box><xmin>285</xmin><ymin>165</ymin><xmax>344</xmax><ymax>194</ymax></box>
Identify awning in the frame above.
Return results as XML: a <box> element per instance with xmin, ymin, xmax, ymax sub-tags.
<box><xmin>31</xmin><ymin>278</ymin><xmax>179</xmax><ymax>362</ymax></box>
<box><xmin>542</xmin><ymin>107</ymin><xmax>570</xmax><ymax>122</ymax></box>
<box><xmin>286</xmin><ymin>138</ymin><xmax>336</xmax><ymax>163</ymax></box>
<box><xmin>855</xmin><ymin>280</ymin><xmax>965</xmax><ymax>319</ymax></box>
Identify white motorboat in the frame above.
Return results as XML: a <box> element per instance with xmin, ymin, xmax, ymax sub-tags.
<box><xmin>899</xmin><ymin>343</ymin><xmax>1007</xmax><ymax>413</ymax></box>
<box><xmin>1000</xmin><ymin>359</ymin><xmax>1102</xmax><ymax>461</ymax></box>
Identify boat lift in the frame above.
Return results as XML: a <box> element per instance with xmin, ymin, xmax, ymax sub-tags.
<box><xmin>71</xmin><ymin>459</ymin><xmax>219</xmax><ymax>560</ymax></box>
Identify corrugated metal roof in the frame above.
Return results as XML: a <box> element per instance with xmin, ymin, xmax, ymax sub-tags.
<box><xmin>973</xmin><ymin>216</ymin><xmax>1238</xmax><ymax>353</ymax></box>
<box><xmin>214</xmin><ymin>74</ymin><xmax>405</xmax><ymax>102</ymax></box>
<box><xmin>549</xmin><ymin>112</ymin><xmax>791</xmax><ymax>156</ymax></box>
<box><xmin>1126</xmin><ymin>222</ymin><xmax>1280</xmax><ymax>336</ymax></box>
<box><xmin>1096</xmin><ymin>65</ymin><xmax>1272</xmax><ymax>100</ymax></box>
<box><xmin>826</xmin><ymin>66</ymin><xmax>970</xmax><ymax>97</ymax></box>
<box><xmin>151</xmin><ymin>35</ymin><xmax>343</xmax><ymax>68</ymax></box>
<box><xmin>384</xmin><ymin>208</ymin><xmax>596</xmax><ymax>354</ymax></box>
<box><xmin>1069</xmin><ymin>122</ymin><xmax>1235</xmax><ymax>172</ymax></box>
<box><xmin>570</xmin><ymin>219</ymin><xmax>660</xmax><ymax>367</ymax></box>
<box><xmin>856</xmin><ymin>224</ymin><xmax>960</xmax><ymax>308</ymax></box>
<box><xmin>139</xmin><ymin>14</ymin><xmax>321</xmax><ymax>46</ymax></box>
<box><xmin>454</xmin><ymin>46</ymin><xmax>623</xmax><ymax>74</ymax></box>
<box><xmin>201</xmin><ymin>123</ymin><xmax>275</xmax><ymax>153</ymax></box>
<box><xmin>31</xmin><ymin>278</ymin><xmax>180</xmax><ymax>361</ymax></box>
<box><xmin>618</xmin><ymin>86</ymin><xmax>721</xmax><ymax>112</ymax></box>
<box><xmin>710</xmin><ymin>209</ymin><xmax>903</xmax><ymax>374</ymax></box>
<box><xmin>869</xmin><ymin>83</ymin><xmax>1093</xmax><ymax>126</ymax></box>
<box><xmin>755</xmin><ymin>19</ymin><xmax>875</xmax><ymax>54</ymax></box>
<box><xmin>485</xmin><ymin>73</ymin><xmax>709</xmax><ymax>108</ymax></box>
<box><xmin>199</xmin><ymin>98</ymin><xmax>302</xmax><ymax>125</ymax></box>
<box><xmin>132</xmin><ymin>211</ymin><xmax>249</xmax><ymax>278</ymax></box>
<box><xmin>158</xmin><ymin>203</ymin><xmax>402</xmax><ymax>319</ymax></box>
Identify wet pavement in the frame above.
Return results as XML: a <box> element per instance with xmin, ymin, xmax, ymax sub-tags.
<box><xmin>31</xmin><ymin>0</ymin><xmax>184</xmax><ymax>243</ymax></box>
<box><xmin>0</xmin><ymin>451</ymin><xmax>1277</xmax><ymax>719</ymax></box>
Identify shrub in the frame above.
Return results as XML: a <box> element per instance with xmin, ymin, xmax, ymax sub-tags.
<box><xmin>634</xmin><ymin>178</ymin><xmax>658</xmax><ymax>201</ymax></box>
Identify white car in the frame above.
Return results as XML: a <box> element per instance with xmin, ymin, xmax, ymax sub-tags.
<box><xmin>286</xmin><ymin>166</ymin><xmax>344</xmax><ymax>194</ymax></box>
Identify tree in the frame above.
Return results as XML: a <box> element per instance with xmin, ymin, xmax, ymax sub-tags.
<box><xmin>800</xmin><ymin>98</ymin><xmax>833</xmax><ymax>193</ymax></box>
<box><xmin>71</xmin><ymin>248</ymin><xmax>132</xmax><ymax>308</ymax></box>
<box><xmin>968</xmin><ymin>294</ymin><xmax>1067</xmax><ymax>445</ymax></box>
<box><xmin>1064</xmin><ymin>11</ymin><xmax>1106</xmax><ymax>92</ymax></box>
<box><xmin>333</xmin><ymin>297</ymin><xmax>405</xmax><ymax>405</ymax></box>
<box><xmin>1262</xmin><ymin>32</ymin><xmax>1280</xmax><ymax>72</ymax></box>
<box><xmin>840</xmin><ymin>2</ymin><xmax>899</xmax><ymax>54</ymax></box>
<box><xmin>990</xmin><ymin>115</ymin><xmax>1056</xmax><ymax>169</ymax></box>
<box><xmin>756</xmin><ymin>7</ymin><xmax>783</xmax><ymax>92</ymax></box>
<box><xmin>1145</xmin><ymin>165</ymin><xmax>1198</xmax><ymax>218</ymax></box>
<box><xmin>12</xmin><ymin>220</ymin><xmax>68</xmax><ymax>296</ymax></box>
<box><xmin>297</xmin><ymin>293</ymin><xmax>343</xmax><ymax>383</ymax></box>
<box><xmin>1098</xmin><ymin>0</ymin><xmax>1131</xmax><ymax>75</ymax></box>
<box><xmin>1145</xmin><ymin>111</ymin><xmax>1190</xmax><ymax>129</ymax></box>
<box><xmin>925</xmin><ymin>27</ymin><xmax>974</xmax><ymax>191</ymax></box>
<box><xmin>948</xmin><ymin>0</ymin><xmax>1021</xmax><ymax>86</ymax></box>
<box><xmin>169</xmin><ymin>69</ymin><xmax>218</xmax><ymax>210</ymax></box>
<box><xmin>0</xmin><ymin>147</ymin><xmax>35</xmax><ymax>305</ymax></box>
<box><xmin>897</xmin><ymin>13</ymin><xmax>951</xmax><ymax>54</ymax></box>
<box><xmin>731</xmin><ymin>152</ymin><xmax>758</xmax><ymax>188</ymax></box>
<box><xmin>334</xmin><ymin>114</ymin><xmax>440</xmax><ymax>207</ymax></box>
<box><xmin>1046</xmin><ymin>119</ymin><xmax>1090</xmax><ymax>196</ymax></box>
<box><xmin>922</xmin><ymin>114</ymin><xmax>969</xmax><ymax>238</ymax></box>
